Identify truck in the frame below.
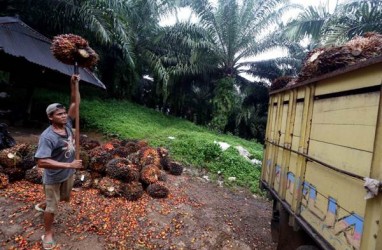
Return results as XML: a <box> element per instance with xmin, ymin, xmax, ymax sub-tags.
<box><xmin>260</xmin><ymin>55</ymin><xmax>382</xmax><ymax>250</ymax></box>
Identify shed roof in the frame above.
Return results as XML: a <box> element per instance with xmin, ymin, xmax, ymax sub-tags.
<box><xmin>0</xmin><ymin>16</ymin><xmax>106</xmax><ymax>89</ymax></box>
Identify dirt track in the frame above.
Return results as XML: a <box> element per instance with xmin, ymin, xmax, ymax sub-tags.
<box><xmin>0</xmin><ymin>171</ymin><xmax>276</xmax><ymax>250</ymax></box>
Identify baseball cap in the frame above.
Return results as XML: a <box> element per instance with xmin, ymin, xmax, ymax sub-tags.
<box><xmin>46</xmin><ymin>103</ymin><xmax>66</xmax><ymax>115</ymax></box>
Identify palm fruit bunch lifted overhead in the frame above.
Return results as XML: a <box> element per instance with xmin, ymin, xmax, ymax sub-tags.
<box><xmin>51</xmin><ymin>34</ymin><xmax>99</xmax><ymax>69</ymax></box>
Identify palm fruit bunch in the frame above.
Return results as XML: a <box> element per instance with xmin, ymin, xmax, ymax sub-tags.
<box><xmin>270</xmin><ymin>76</ymin><xmax>294</xmax><ymax>91</ymax></box>
<box><xmin>74</xmin><ymin>170</ymin><xmax>92</xmax><ymax>188</ymax></box>
<box><xmin>97</xmin><ymin>177</ymin><xmax>122</xmax><ymax>197</ymax></box>
<box><xmin>146</xmin><ymin>182</ymin><xmax>169</xmax><ymax>199</ymax></box>
<box><xmin>0</xmin><ymin>172</ymin><xmax>9</xmax><ymax>189</ymax></box>
<box><xmin>106</xmin><ymin>158</ymin><xmax>136</xmax><ymax>181</ymax></box>
<box><xmin>157</xmin><ymin>147</ymin><xmax>169</xmax><ymax>158</ymax></box>
<box><xmin>88</xmin><ymin>146</ymin><xmax>104</xmax><ymax>158</ymax></box>
<box><xmin>88</xmin><ymin>147</ymin><xmax>112</xmax><ymax>173</ymax></box>
<box><xmin>120</xmin><ymin>139</ymin><xmax>134</xmax><ymax>147</ymax></box>
<box><xmin>157</xmin><ymin>147</ymin><xmax>170</xmax><ymax>170</ymax></box>
<box><xmin>136</xmin><ymin>140</ymin><xmax>148</xmax><ymax>149</ymax></box>
<box><xmin>120</xmin><ymin>181</ymin><xmax>144</xmax><ymax>201</ymax></box>
<box><xmin>140</xmin><ymin>164</ymin><xmax>161</xmax><ymax>186</ymax></box>
<box><xmin>25</xmin><ymin>166</ymin><xmax>43</xmax><ymax>184</ymax></box>
<box><xmin>342</xmin><ymin>32</ymin><xmax>382</xmax><ymax>60</ymax></box>
<box><xmin>3</xmin><ymin>167</ymin><xmax>25</xmax><ymax>182</ymax></box>
<box><xmin>126</xmin><ymin>164</ymin><xmax>141</xmax><ymax>182</ymax></box>
<box><xmin>168</xmin><ymin>161</ymin><xmax>184</xmax><ymax>176</ymax></box>
<box><xmin>123</xmin><ymin>141</ymin><xmax>140</xmax><ymax>155</ymax></box>
<box><xmin>90</xmin><ymin>171</ymin><xmax>103</xmax><ymax>189</ymax></box>
<box><xmin>297</xmin><ymin>47</ymin><xmax>325</xmax><ymax>83</ymax></box>
<box><xmin>129</xmin><ymin>162</ymin><xmax>142</xmax><ymax>173</ymax></box>
<box><xmin>160</xmin><ymin>157</ymin><xmax>170</xmax><ymax>171</ymax></box>
<box><xmin>123</xmin><ymin>164</ymin><xmax>140</xmax><ymax>182</ymax></box>
<box><xmin>127</xmin><ymin>152</ymin><xmax>140</xmax><ymax>165</ymax></box>
<box><xmin>12</xmin><ymin>143</ymin><xmax>37</xmax><ymax>170</ymax></box>
<box><xmin>51</xmin><ymin>34</ymin><xmax>99</xmax><ymax>69</ymax></box>
<box><xmin>79</xmin><ymin>150</ymin><xmax>90</xmax><ymax>169</ymax></box>
<box><xmin>158</xmin><ymin>170</ymin><xmax>167</xmax><ymax>182</ymax></box>
<box><xmin>102</xmin><ymin>141</ymin><xmax>118</xmax><ymax>152</ymax></box>
<box><xmin>110</xmin><ymin>146</ymin><xmax>130</xmax><ymax>159</ymax></box>
<box><xmin>139</xmin><ymin>147</ymin><xmax>160</xmax><ymax>167</ymax></box>
<box><xmin>0</xmin><ymin>144</ymin><xmax>24</xmax><ymax>168</ymax></box>
<box><xmin>80</xmin><ymin>136</ymin><xmax>100</xmax><ymax>151</ymax></box>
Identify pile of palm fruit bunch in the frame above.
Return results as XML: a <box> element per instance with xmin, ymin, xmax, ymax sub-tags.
<box><xmin>76</xmin><ymin>135</ymin><xmax>184</xmax><ymax>200</ymax></box>
<box><xmin>0</xmin><ymin>143</ymin><xmax>38</xmax><ymax>188</ymax></box>
<box><xmin>0</xmin><ymin>136</ymin><xmax>184</xmax><ymax>201</ymax></box>
<box><xmin>297</xmin><ymin>32</ymin><xmax>382</xmax><ymax>83</ymax></box>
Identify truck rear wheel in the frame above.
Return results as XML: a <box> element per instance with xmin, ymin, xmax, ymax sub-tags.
<box><xmin>270</xmin><ymin>198</ymin><xmax>280</xmax><ymax>242</ymax></box>
<box><xmin>271</xmin><ymin>199</ymin><xmax>320</xmax><ymax>250</ymax></box>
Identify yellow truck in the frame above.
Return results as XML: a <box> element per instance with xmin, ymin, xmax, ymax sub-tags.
<box><xmin>261</xmin><ymin>56</ymin><xmax>382</xmax><ymax>250</ymax></box>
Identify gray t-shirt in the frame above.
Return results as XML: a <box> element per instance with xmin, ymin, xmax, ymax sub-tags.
<box><xmin>35</xmin><ymin>119</ymin><xmax>76</xmax><ymax>185</ymax></box>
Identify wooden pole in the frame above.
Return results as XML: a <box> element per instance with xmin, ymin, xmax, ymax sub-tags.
<box><xmin>74</xmin><ymin>62</ymin><xmax>80</xmax><ymax>160</ymax></box>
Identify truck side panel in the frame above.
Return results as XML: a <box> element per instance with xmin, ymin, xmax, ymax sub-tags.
<box><xmin>262</xmin><ymin>63</ymin><xmax>382</xmax><ymax>250</ymax></box>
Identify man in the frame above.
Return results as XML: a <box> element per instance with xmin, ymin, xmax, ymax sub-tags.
<box><xmin>34</xmin><ymin>74</ymin><xmax>83</xmax><ymax>250</ymax></box>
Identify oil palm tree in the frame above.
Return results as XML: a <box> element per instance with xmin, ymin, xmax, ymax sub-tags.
<box><xmin>282</xmin><ymin>3</ymin><xmax>334</xmax><ymax>45</ymax></box>
<box><xmin>283</xmin><ymin>0</ymin><xmax>382</xmax><ymax>46</ymax></box>
<box><xmin>324</xmin><ymin>0</ymin><xmax>382</xmax><ymax>45</ymax></box>
<box><xmin>183</xmin><ymin>0</ymin><xmax>298</xmax><ymax>79</ymax></box>
<box><xmin>154</xmin><ymin>0</ymin><xmax>298</xmax><ymax>131</ymax></box>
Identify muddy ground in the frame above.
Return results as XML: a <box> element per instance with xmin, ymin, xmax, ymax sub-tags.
<box><xmin>0</xmin><ymin>126</ymin><xmax>276</xmax><ymax>250</ymax></box>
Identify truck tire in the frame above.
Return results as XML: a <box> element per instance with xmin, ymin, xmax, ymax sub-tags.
<box><xmin>270</xmin><ymin>199</ymin><xmax>280</xmax><ymax>242</ymax></box>
<box><xmin>271</xmin><ymin>199</ymin><xmax>319</xmax><ymax>250</ymax></box>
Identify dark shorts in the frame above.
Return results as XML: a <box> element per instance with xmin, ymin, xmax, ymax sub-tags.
<box><xmin>44</xmin><ymin>174</ymin><xmax>74</xmax><ymax>213</ymax></box>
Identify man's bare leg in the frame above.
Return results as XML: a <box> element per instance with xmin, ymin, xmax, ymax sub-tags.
<box><xmin>43</xmin><ymin>212</ymin><xmax>55</xmax><ymax>244</ymax></box>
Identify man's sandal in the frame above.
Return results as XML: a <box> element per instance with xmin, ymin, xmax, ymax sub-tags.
<box><xmin>34</xmin><ymin>203</ymin><xmax>45</xmax><ymax>212</ymax></box>
<box><xmin>41</xmin><ymin>235</ymin><xmax>56</xmax><ymax>250</ymax></box>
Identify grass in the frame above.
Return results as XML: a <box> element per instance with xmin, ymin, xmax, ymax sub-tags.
<box><xmin>34</xmin><ymin>89</ymin><xmax>264</xmax><ymax>193</ymax></box>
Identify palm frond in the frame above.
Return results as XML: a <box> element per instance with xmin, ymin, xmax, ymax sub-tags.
<box><xmin>324</xmin><ymin>0</ymin><xmax>382</xmax><ymax>45</ymax></box>
<box><xmin>240</xmin><ymin>57</ymin><xmax>299</xmax><ymax>82</ymax></box>
<box><xmin>283</xmin><ymin>5</ymin><xmax>331</xmax><ymax>42</ymax></box>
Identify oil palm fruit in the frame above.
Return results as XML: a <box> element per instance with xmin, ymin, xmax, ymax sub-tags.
<box><xmin>120</xmin><ymin>181</ymin><xmax>144</xmax><ymax>201</ymax></box>
<box><xmin>146</xmin><ymin>182</ymin><xmax>169</xmax><ymax>198</ymax></box>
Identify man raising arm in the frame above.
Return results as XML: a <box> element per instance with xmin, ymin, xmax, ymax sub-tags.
<box><xmin>34</xmin><ymin>74</ymin><xmax>82</xmax><ymax>250</ymax></box>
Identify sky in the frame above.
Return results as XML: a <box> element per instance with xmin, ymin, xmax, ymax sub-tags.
<box><xmin>160</xmin><ymin>0</ymin><xmax>339</xmax><ymax>27</ymax></box>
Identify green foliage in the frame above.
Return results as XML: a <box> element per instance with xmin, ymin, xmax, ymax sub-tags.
<box><xmin>205</xmin><ymin>147</ymin><xmax>262</xmax><ymax>193</ymax></box>
<box><xmin>210</xmin><ymin>77</ymin><xmax>237</xmax><ymax>132</ymax></box>
<box><xmin>167</xmin><ymin>138</ymin><xmax>222</xmax><ymax>165</ymax></box>
<box><xmin>0</xmin><ymin>71</ymin><xmax>10</xmax><ymax>83</ymax></box>
<box><xmin>157</xmin><ymin>134</ymin><xmax>262</xmax><ymax>193</ymax></box>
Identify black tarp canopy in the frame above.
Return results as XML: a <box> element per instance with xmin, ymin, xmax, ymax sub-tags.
<box><xmin>0</xmin><ymin>16</ymin><xmax>105</xmax><ymax>89</ymax></box>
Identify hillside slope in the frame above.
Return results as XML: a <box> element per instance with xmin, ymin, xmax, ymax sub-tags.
<box><xmin>35</xmin><ymin>91</ymin><xmax>264</xmax><ymax>193</ymax></box>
